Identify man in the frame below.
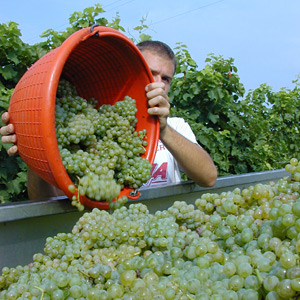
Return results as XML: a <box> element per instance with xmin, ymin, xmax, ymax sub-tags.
<box><xmin>0</xmin><ymin>40</ymin><xmax>217</xmax><ymax>200</ymax></box>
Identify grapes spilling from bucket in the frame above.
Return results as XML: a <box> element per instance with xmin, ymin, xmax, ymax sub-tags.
<box><xmin>55</xmin><ymin>80</ymin><xmax>152</xmax><ymax>210</ymax></box>
<box><xmin>1</xmin><ymin>158</ymin><xmax>300</xmax><ymax>299</ymax></box>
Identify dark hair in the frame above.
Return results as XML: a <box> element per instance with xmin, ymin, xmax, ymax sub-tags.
<box><xmin>136</xmin><ymin>40</ymin><xmax>177</xmax><ymax>74</ymax></box>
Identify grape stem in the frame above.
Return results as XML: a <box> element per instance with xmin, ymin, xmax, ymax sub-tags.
<box><xmin>255</xmin><ymin>269</ymin><xmax>263</xmax><ymax>284</ymax></box>
<box><xmin>34</xmin><ymin>286</ymin><xmax>45</xmax><ymax>300</ymax></box>
<box><xmin>172</xmin><ymin>280</ymin><xmax>195</xmax><ymax>299</ymax></box>
<box><xmin>78</xmin><ymin>268</ymin><xmax>90</xmax><ymax>278</ymax></box>
<box><xmin>76</xmin><ymin>175</ymin><xmax>82</xmax><ymax>204</ymax></box>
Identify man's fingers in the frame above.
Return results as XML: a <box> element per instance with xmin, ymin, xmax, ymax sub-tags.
<box><xmin>7</xmin><ymin>145</ymin><xmax>18</xmax><ymax>156</ymax></box>
<box><xmin>145</xmin><ymin>82</ymin><xmax>165</xmax><ymax>92</ymax></box>
<box><xmin>148</xmin><ymin>96</ymin><xmax>170</xmax><ymax>110</ymax></box>
<box><xmin>1</xmin><ymin>134</ymin><xmax>17</xmax><ymax>144</ymax></box>
<box><xmin>1</xmin><ymin>112</ymin><xmax>9</xmax><ymax>124</ymax></box>
<box><xmin>146</xmin><ymin>88</ymin><xmax>168</xmax><ymax>100</ymax></box>
<box><xmin>147</xmin><ymin>106</ymin><xmax>169</xmax><ymax>118</ymax></box>
<box><xmin>0</xmin><ymin>123</ymin><xmax>14</xmax><ymax>136</ymax></box>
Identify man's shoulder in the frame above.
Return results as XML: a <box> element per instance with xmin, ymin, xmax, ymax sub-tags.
<box><xmin>167</xmin><ymin>117</ymin><xmax>185</xmax><ymax>126</ymax></box>
<box><xmin>167</xmin><ymin>117</ymin><xmax>196</xmax><ymax>141</ymax></box>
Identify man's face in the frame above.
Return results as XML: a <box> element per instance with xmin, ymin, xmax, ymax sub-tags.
<box><xmin>141</xmin><ymin>50</ymin><xmax>174</xmax><ymax>93</ymax></box>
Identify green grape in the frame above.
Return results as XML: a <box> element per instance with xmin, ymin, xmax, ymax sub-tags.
<box><xmin>286</xmin><ymin>266</ymin><xmax>300</xmax><ymax>279</ymax></box>
<box><xmin>134</xmin><ymin>287</ymin><xmax>152</xmax><ymax>300</ymax></box>
<box><xmin>223</xmin><ymin>290</ymin><xmax>238</xmax><ymax>300</ymax></box>
<box><xmin>265</xmin><ymin>291</ymin><xmax>281</xmax><ymax>300</ymax></box>
<box><xmin>280</xmin><ymin>251</ymin><xmax>297</xmax><ymax>269</ymax></box>
<box><xmin>163</xmin><ymin>287</ymin><xmax>176</xmax><ymax>300</ymax></box>
<box><xmin>120</xmin><ymin>270</ymin><xmax>136</xmax><ymax>287</ymax></box>
<box><xmin>292</xmin><ymin>201</ymin><xmax>300</xmax><ymax>217</ymax></box>
<box><xmin>241</xmin><ymin>228</ymin><xmax>254</xmax><ymax>243</ymax></box>
<box><xmin>291</xmin><ymin>278</ymin><xmax>300</xmax><ymax>292</ymax></box>
<box><xmin>223</xmin><ymin>261</ymin><xmax>236</xmax><ymax>277</ymax></box>
<box><xmin>257</xmin><ymin>256</ymin><xmax>273</xmax><ymax>272</ymax></box>
<box><xmin>229</xmin><ymin>275</ymin><xmax>244</xmax><ymax>291</ymax></box>
<box><xmin>107</xmin><ymin>283</ymin><xmax>124</xmax><ymax>298</ymax></box>
<box><xmin>237</xmin><ymin>262</ymin><xmax>253</xmax><ymax>278</ymax></box>
<box><xmin>241</xmin><ymin>289</ymin><xmax>259</xmax><ymax>300</ymax></box>
<box><xmin>263</xmin><ymin>275</ymin><xmax>280</xmax><ymax>292</ymax></box>
<box><xmin>51</xmin><ymin>289</ymin><xmax>64</xmax><ymax>300</ymax></box>
<box><xmin>244</xmin><ymin>275</ymin><xmax>260</xmax><ymax>291</ymax></box>
<box><xmin>276</xmin><ymin>279</ymin><xmax>296</xmax><ymax>298</ymax></box>
<box><xmin>278</xmin><ymin>203</ymin><xmax>292</xmax><ymax>216</ymax></box>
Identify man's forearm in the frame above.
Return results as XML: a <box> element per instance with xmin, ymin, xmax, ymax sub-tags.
<box><xmin>160</xmin><ymin>125</ymin><xmax>218</xmax><ymax>187</ymax></box>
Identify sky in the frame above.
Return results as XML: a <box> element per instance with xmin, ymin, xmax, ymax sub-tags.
<box><xmin>1</xmin><ymin>0</ymin><xmax>300</xmax><ymax>94</ymax></box>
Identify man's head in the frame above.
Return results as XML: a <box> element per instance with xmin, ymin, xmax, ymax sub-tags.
<box><xmin>137</xmin><ymin>41</ymin><xmax>177</xmax><ymax>74</ymax></box>
<box><xmin>137</xmin><ymin>40</ymin><xmax>177</xmax><ymax>92</ymax></box>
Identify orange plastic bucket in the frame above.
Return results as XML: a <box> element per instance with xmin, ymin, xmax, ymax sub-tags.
<box><xmin>8</xmin><ymin>26</ymin><xmax>159</xmax><ymax>209</ymax></box>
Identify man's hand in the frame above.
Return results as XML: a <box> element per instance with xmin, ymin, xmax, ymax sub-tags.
<box><xmin>145</xmin><ymin>82</ymin><xmax>170</xmax><ymax>134</ymax></box>
<box><xmin>0</xmin><ymin>112</ymin><xmax>18</xmax><ymax>156</ymax></box>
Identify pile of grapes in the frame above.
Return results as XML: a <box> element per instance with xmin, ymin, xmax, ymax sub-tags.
<box><xmin>1</xmin><ymin>159</ymin><xmax>300</xmax><ymax>299</ymax></box>
<box><xmin>54</xmin><ymin>80</ymin><xmax>152</xmax><ymax>210</ymax></box>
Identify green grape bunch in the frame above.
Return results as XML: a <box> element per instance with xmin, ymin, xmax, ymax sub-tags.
<box><xmin>1</xmin><ymin>158</ymin><xmax>300</xmax><ymax>299</ymax></box>
<box><xmin>54</xmin><ymin>80</ymin><xmax>152</xmax><ymax>210</ymax></box>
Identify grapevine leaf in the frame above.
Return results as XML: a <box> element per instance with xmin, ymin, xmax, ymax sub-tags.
<box><xmin>0</xmin><ymin>65</ymin><xmax>18</xmax><ymax>80</ymax></box>
<box><xmin>0</xmin><ymin>166</ymin><xmax>7</xmax><ymax>180</ymax></box>
<box><xmin>207</xmin><ymin>112</ymin><xmax>219</xmax><ymax>124</ymax></box>
<box><xmin>7</xmin><ymin>52</ymin><xmax>20</xmax><ymax>65</ymax></box>
<box><xmin>6</xmin><ymin>172</ymin><xmax>27</xmax><ymax>195</ymax></box>
<box><xmin>0</xmin><ymin>189</ymin><xmax>11</xmax><ymax>203</ymax></box>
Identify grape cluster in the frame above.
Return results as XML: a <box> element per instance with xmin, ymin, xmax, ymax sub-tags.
<box><xmin>1</xmin><ymin>158</ymin><xmax>300</xmax><ymax>299</ymax></box>
<box><xmin>54</xmin><ymin>80</ymin><xmax>152</xmax><ymax>210</ymax></box>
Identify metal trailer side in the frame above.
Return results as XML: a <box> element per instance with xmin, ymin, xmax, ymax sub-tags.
<box><xmin>0</xmin><ymin>169</ymin><xmax>289</xmax><ymax>269</ymax></box>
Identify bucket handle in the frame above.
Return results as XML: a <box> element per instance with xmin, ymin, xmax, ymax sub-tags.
<box><xmin>90</xmin><ymin>24</ymin><xmax>100</xmax><ymax>34</ymax></box>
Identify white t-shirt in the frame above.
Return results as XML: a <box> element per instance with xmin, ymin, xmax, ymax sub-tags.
<box><xmin>141</xmin><ymin>117</ymin><xmax>198</xmax><ymax>188</ymax></box>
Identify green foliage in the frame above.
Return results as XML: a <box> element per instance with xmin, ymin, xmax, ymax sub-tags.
<box><xmin>0</xmin><ymin>22</ymin><xmax>42</xmax><ymax>89</ymax></box>
<box><xmin>0</xmin><ymin>86</ymin><xmax>29</xmax><ymax>203</ymax></box>
<box><xmin>0</xmin><ymin>19</ymin><xmax>44</xmax><ymax>203</ymax></box>
<box><xmin>129</xmin><ymin>16</ymin><xmax>152</xmax><ymax>43</ymax></box>
<box><xmin>39</xmin><ymin>4</ymin><xmax>126</xmax><ymax>52</ymax></box>
<box><xmin>0</xmin><ymin>152</ymin><xmax>28</xmax><ymax>203</ymax></box>
<box><xmin>170</xmin><ymin>43</ymin><xmax>300</xmax><ymax>176</ymax></box>
<box><xmin>171</xmin><ymin>45</ymin><xmax>245</xmax><ymax>129</ymax></box>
